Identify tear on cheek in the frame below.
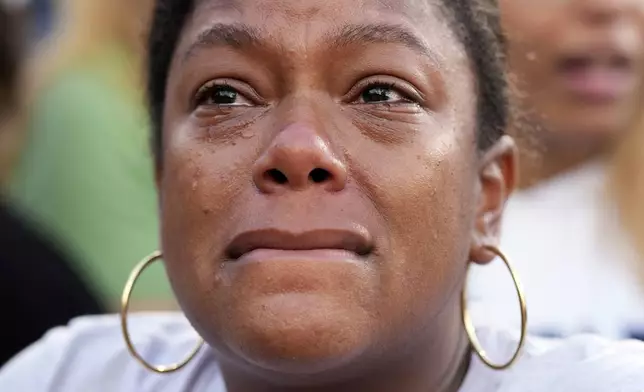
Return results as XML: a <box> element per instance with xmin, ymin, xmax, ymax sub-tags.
<box><xmin>192</xmin><ymin>107</ymin><xmax>269</xmax><ymax>144</ymax></box>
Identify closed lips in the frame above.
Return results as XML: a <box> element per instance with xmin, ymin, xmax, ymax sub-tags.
<box><xmin>225</xmin><ymin>228</ymin><xmax>374</xmax><ymax>260</ymax></box>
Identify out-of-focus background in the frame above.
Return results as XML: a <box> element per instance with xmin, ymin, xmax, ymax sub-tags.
<box><xmin>0</xmin><ymin>0</ymin><xmax>172</xmax><ymax>365</ymax></box>
<box><xmin>1</xmin><ymin>0</ymin><xmax>644</xmax><ymax>366</ymax></box>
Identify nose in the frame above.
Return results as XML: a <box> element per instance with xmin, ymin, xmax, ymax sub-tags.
<box><xmin>575</xmin><ymin>0</ymin><xmax>630</xmax><ymax>25</ymax></box>
<box><xmin>252</xmin><ymin>122</ymin><xmax>348</xmax><ymax>193</ymax></box>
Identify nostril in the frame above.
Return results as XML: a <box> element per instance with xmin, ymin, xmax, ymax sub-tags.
<box><xmin>264</xmin><ymin>169</ymin><xmax>288</xmax><ymax>184</ymax></box>
<box><xmin>309</xmin><ymin>168</ymin><xmax>331</xmax><ymax>183</ymax></box>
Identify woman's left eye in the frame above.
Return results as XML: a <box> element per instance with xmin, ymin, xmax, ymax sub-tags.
<box><xmin>356</xmin><ymin>83</ymin><xmax>414</xmax><ymax>104</ymax></box>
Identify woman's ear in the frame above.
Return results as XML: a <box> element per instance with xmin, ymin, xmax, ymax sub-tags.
<box><xmin>469</xmin><ymin>135</ymin><xmax>518</xmax><ymax>264</ymax></box>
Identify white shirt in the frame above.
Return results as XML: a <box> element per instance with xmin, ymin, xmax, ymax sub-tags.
<box><xmin>1</xmin><ymin>313</ymin><xmax>644</xmax><ymax>391</ymax></box>
<box><xmin>468</xmin><ymin>161</ymin><xmax>644</xmax><ymax>339</ymax></box>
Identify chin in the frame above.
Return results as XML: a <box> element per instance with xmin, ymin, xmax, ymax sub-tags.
<box><xmin>221</xmin><ymin>292</ymin><xmax>374</xmax><ymax>376</ymax></box>
<box><xmin>182</xmin><ymin>258</ymin><xmax>381</xmax><ymax>378</ymax></box>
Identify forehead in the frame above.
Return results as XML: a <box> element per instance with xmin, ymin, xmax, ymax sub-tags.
<box><xmin>193</xmin><ymin>0</ymin><xmax>438</xmax><ymax>20</ymax></box>
<box><xmin>177</xmin><ymin>0</ymin><xmax>464</xmax><ymax>63</ymax></box>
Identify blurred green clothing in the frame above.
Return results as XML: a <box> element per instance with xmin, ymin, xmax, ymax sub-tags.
<box><xmin>9</xmin><ymin>45</ymin><xmax>172</xmax><ymax>306</ymax></box>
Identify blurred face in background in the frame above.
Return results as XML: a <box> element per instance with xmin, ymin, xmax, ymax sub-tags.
<box><xmin>123</xmin><ymin>0</ymin><xmax>155</xmax><ymax>46</ymax></box>
<box><xmin>501</xmin><ymin>0</ymin><xmax>644</xmax><ymax>147</ymax></box>
<box><xmin>60</xmin><ymin>0</ymin><xmax>155</xmax><ymax>51</ymax></box>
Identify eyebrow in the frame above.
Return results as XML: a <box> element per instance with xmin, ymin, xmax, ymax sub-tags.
<box><xmin>182</xmin><ymin>22</ymin><xmax>437</xmax><ymax>63</ymax></box>
<box><xmin>183</xmin><ymin>23</ymin><xmax>262</xmax><ymax>60</ymax></box>
<box><xmin>330</xmin><ymin>23</ymin><xmax>438</xmax><ymax>62</ymax></box>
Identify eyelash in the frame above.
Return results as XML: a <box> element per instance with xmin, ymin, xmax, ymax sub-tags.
<box><xmin>192</xmin><ymin>77</ymin><xmax>422</xmax><ymax>108</ymax></box>
<box><xmin>194</xmin><ymin>81</ymin><xmax>236</xmax><ymax>107</ymax></box>
<box><xmin>347</xmin><ymin>78</ymin><xmax>422</xmax><ymax>105</ymax></box>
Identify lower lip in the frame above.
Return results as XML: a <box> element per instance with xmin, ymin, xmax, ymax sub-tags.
<box><xmin>559</xmin><ymin>66</ymin><xmax>634</xmax><ymax>103</ymax></box>
<box><xmin>234</xmin><ymin>249</ymin><xmax>361</xmax><ymax>265</ymax></box>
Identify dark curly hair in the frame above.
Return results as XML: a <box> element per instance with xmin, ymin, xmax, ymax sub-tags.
<box><xmin>147</xmin><ymin>0</ymin><xmax>507</xmax><ymax>162</ymax></box>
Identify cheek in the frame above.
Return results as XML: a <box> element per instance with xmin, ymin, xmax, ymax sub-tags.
<box><xmin>356</xmin><ymin>127</ymin><xmax>478</xmax><ymax>329</ymax></box>
<box><xmin>158</xmin><ymin>124</ymin><xmax>253</xmax><ymax>312</ymax></box>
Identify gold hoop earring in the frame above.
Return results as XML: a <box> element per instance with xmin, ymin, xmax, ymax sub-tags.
<box><xmin>120</xmin><ymin>251</ymin><xmax>204</xmax><ymax>374</ymax></box>
<box><xmin>461</xmin><ymin>245</ymin><xmax>527</xmax><ymax>371</ymax></box>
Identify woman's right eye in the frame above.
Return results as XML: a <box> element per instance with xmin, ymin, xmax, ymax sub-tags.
<box><xmin>194</xmin><ymin>83</ymin><xmax>253</xmax><ymax>108</ymax></box>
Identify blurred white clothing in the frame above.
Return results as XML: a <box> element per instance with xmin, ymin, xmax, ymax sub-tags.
<box><xmin>469</xmin><ymin>160</ymin><xmax>644</xmax><ymax>339</ymax></box>
<box><xmin>2</xmin><ymin>314</ymin><xmax>644</xmax><ymax>391</ymax></box>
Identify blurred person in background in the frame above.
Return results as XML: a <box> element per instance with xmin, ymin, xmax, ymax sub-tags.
<box><xmin>0</xmin><ymin>0</ymin><xmax>104</xmax><ymax>365</ymax></box>
<box><xmin>7</xmin><ymin>0</ymin><xmax>174</xmax><ymax>310</ymax></box>
<box><xmin>470</xmin><ymin>0</ymin><xmax>644</xmax><ymax>340</ymax></box>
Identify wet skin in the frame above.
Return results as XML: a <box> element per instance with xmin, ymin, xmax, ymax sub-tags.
<box><xmin>157</xmin><ymin>0</ymin><xmax>516</xmax><ymax>391</ymax></box>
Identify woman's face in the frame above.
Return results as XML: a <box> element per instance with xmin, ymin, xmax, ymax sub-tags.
<box><xmin>501</xmin><ymin>0</ymin><xmax>644</xmax><ymax>142</ymax></box>
<box><xmin>159</xmin><ymin>0</ymin><xmax>514</xmax><ymax>382</ymax></box>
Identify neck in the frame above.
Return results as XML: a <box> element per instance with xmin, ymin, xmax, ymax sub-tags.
<box><xmin>222</xmin><ymin>306</ymin><xmax>470</xmax><ymax>392</ymax></box>
<box><xmin>514</xmin><ymin>130</ymin><xmax>606</xmax><ymax>189</ymax></box>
